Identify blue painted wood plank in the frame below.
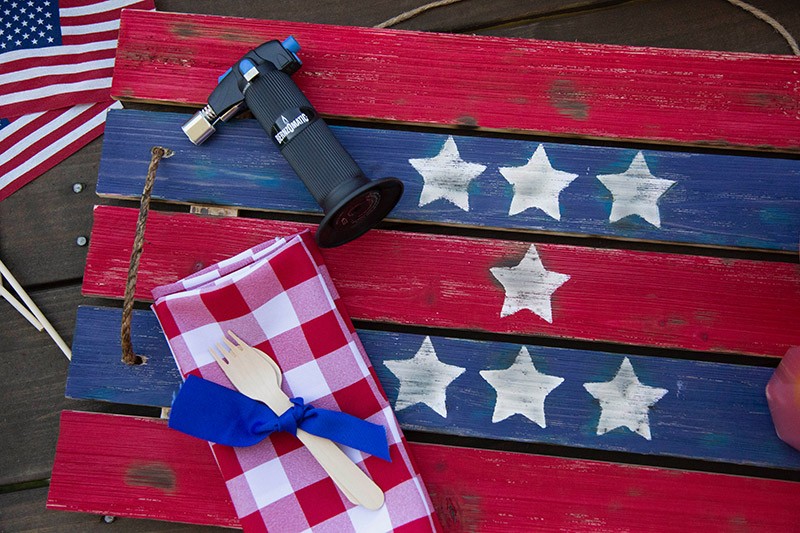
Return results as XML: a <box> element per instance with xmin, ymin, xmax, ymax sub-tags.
<box><xmin>97</xmin><ymin>109</ymin><xmax>800</xmax><ymax>251</ymax></box>
<box><xmin>69</xmin><ymin>305</ymin><xmax>800</xmax><ymax>471</ymax></box>
<box><xmin>67</xmin><ymin>306</ymin><xmax>182</xmax><ymax>406</ymax></box>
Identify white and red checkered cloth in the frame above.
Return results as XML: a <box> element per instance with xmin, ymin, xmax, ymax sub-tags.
<box><xmin>152</xmin><ymin>230</ymin><xmax>439</xmax><ymax>532</ymax></box>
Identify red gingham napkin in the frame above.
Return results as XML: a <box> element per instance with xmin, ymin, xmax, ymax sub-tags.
<box><xmin>152</xmin><ymin>231</ymin><xmax>439</xmax><ymax>532</ymax></box>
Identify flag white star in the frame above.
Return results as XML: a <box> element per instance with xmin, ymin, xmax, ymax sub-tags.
<box><xmin>383</xmin><ymin>336</ymin><xmax>466</xmax><ymax>418</ymax></box>
<box><xmin>409</xmin><ymin>135</ymin><xmax>487</xmax><ymax>211</ymax></box>
<box><xmin>583</xmin><ymin>357</ymin><xmax>669</xmax><ymax>440</ymax></box>
<box><xmin>480</xmin><ymin>346</ymin><xmax>564</xmax><ymax>426</ymax></box>
<box><xmin>597</xmin><ymin>151</ymin><xmax>675</xmax><ymax>227</ymax></box>
<box><xmin>499</xmin><ymin>144</ymin><xmax>579</xmax><ymax>220</ymax></box>
<box><xmin>490</xmin><ymin>244</ymin><xmax>571</xmax><ymax>323</ymax></box>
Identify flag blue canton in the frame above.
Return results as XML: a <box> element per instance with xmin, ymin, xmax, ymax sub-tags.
<box><xmin>0</xmin><ymin>0</ymin><xmax>61</xmax><ymax>52</ymax></box>
<box><xmin>0</xmin><ymin>118</ymin><xmax>9</xmax><ymax>129</ymax></box>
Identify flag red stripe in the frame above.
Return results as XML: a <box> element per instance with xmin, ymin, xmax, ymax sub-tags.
<box><xmin>61</xmin><ymin>4</ymin><xmax>152</xmax><ymax>26</ymax></box>
<box><xmin>61</xmin><ymin>29</ymin><xmax>121</xmax><ymax>45</ymax></box>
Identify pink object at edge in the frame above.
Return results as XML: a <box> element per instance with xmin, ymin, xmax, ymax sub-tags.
<box><xmin>766</xmin><ymin>346</ymin><xmax>800</xmax><ymax>452</ymax></box>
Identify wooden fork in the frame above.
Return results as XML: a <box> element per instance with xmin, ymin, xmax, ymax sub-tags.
<box><xmin>210</xmin><ymin>331</ymin><xmax>385</xmax><ymax>510</ymax></box>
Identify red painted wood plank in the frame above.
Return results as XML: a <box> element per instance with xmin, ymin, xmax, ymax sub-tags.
<box><xmin>112</xmin><ymin>10</ymin><xmax>800</xmax><ymax>152</ymax></box>
<box><xmin>83</xmin><ymin>206</ymin><xmax>800</xmax><ymax>357</ymax></box>
<box><xmin>48</xmin><ymin>411</ymin><xmax>800</xmax><ymax>531</ymax></box>
<box><xmin>46</xmin><ymin>411</ymin><xmax>238</xmax><ymax>528</ymax></box>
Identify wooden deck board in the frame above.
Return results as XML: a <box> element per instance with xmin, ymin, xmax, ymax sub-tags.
<box><xmin>1</xmin><ymin>486</ymin><xmax>224</xmax><ymax>532</ymax></box>
<box><xmin>0</xmin><ymin>138</ymin><xmax>102</xmax><ymax>286</ymax></box>
<box><xmin>6</xmin><ymin>2</ymin><xmax>800</xmax><ymax>530</ymax></box>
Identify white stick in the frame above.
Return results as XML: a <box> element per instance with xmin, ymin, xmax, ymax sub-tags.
<box><xmin>0</xmin><ymin>258</ymin><xmax>72</xmax><ymax>360</ymax></box>
<box><xmin>0</xmin><ymin>284</ymin><xmax>44</xmax><ymax>331</ymax></box>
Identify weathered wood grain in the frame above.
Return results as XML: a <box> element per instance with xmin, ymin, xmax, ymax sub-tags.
<box><xmin>97</xmin><ymin>109</ymin><xmax>800</xmax><ymax>252</ymax></box>
<box><xmin>47</xmin><ymin>411</ymin><xmax>239</xmax><ymax>528</ymax></box>
<box><xmin>83</xmin><ymin>206</ymin><xmax>800</xmax><ymax>357</ymax></box>
<box><xmin>68</xmin><ymin>306</ymin><xmax>800</xmax><ymax>471</ymax></box>
<box><xmin>154</xmin><ymin>0</ymin><xmax>610</xmax><ymax>34</ymax></box>
<box><xmin>0</xmin><ymin>284</ymin><xmax>131</xmax><ymax>486</ymax></box>
<box><xmin>48</xmin><ymin>411</ymin><xmax>800</xmax><ymax>531</ymax></box>
<box><xmin>486</xmin><ymin>0</ymin><xmax>800</xmax><ymax>54</ymax></box>
<box><xmin>0</xmin><ymin>487</ymin><xmax>225</xmax><ymax>532</ymax></box>
<box><xmin>0</xmin><ymin>137</ymin><xmax>101</xmax><ymax>286</ymax></box>
<box><xmin>112</xmin><ymin>10</ymin><xmax>800</xmax><ymax>152</ymax></box>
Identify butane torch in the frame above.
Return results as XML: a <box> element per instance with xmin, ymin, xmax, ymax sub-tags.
<box><xmin>181</xmin><ymin>37</ymin><xmax>403</xmax><ymax>247</ymax></box>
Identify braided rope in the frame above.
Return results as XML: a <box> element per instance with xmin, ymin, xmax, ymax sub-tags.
<box><xmin>121</xmin><ymin>146</ymin><xmax>173</xmax><ymax>365</ymax></box>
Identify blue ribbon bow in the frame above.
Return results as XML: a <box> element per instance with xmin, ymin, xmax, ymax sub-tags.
<box><xmin>169</xmin><ymin>375</ymin><xmax>391</xmax><ymax>462</ymax></box>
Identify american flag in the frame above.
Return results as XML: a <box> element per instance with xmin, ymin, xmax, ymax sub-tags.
<box><xmin>0</xmin><ymin>0</ymin><xmax>153</xmax><ymax>117</ymax></box>
<box><xmin>0</xmin><ymin>0</ymin><xmax>153</xmax><ymax>201</ymax></box>
<box><xmin>0</xmin><ymin>100</ymin><xmax>121</xmax><ymax>200</ymax></box>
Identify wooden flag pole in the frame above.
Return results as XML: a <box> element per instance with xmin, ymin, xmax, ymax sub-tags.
<box><xmin>0</xmin><ymin>258</ymin><xmax>72</xmax><ymax>360</ymax></box>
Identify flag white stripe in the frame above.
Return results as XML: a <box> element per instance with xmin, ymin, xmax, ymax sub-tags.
<box><xmin>0</xmin><ymin>103</ymin><xmax>120</xmax><ymax>189</ymax></box>
<box><xmin>59</xmin><ymin>0</ymin><xmax>146</xmax><ymax>18</ymax></box>
<box><xmin>0</xmin><ymin>112</ymin><xmax>44</xmax><ymax>143</ymax></box>
<box><xmin>0</xmin><ymin>40</ymin><xmax>118</xmax><ymax>65</ymax></box>
<box><xmin>60</xmin><ymin>20</ymin><xmax>121</xmax><ymax>36</ymax></box>
<box><xmin>0</xmin><ymin>77</ymin><xmax>112</xmax><ymax>107</ymax></box>
<box><xmin>0</xmin><ymin>58</ymin><xmax>115</xmax><ymax>86</ymax></box>
<box><xmin>1</xmin><ymin>104</ymin><xmax>93</xmax><ymax>164</ymax></box>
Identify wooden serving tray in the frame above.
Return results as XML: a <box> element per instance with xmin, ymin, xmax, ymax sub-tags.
<box><xmin>48</xmin><ymin>9</ymin><xmax>800</xmax><ymax>531</ymax></box>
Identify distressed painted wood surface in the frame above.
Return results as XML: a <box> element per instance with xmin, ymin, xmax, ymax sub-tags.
<box><xmin>68</xmin><ymin>306</ymin><xmax>800</xmax><ymax>470</ymax></box>
<box><xmin>2</xmin><ymin>486</ymin><xmax>225</xmax><ymax>533</ymax></box>
<box><xmin>112</xmin><ymin>10</ymin><xmax>800</xmax><ymax>152</ymax></box>
<box><xmin>48</xmin><ymin>411</ymin><xmax>800</xmax><ymax>532</ymax></box>
<box><xmin>0</xmin><ymin>285</ymin><xmax>98</xmax><ymax>486</ymax></box>
<box><xmin>98</xmin><ymin>110</ymin><xmax>800</xmax><ymax>252</ymax></box>
<box><xmin>47</xmin><ymin>411</ymin><xmax>239</xmax><ymax>528</ymax></box>
<box><xmin>83</xmin><ymin>206</ymin><xmax>800</xmax><ymax>357</ymax></box>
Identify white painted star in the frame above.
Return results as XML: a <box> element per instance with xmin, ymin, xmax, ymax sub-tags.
<box><xmin>499</xmin><ymin>144</ymin><xmax>579</xmax><ymax>220</ymax></box>
<box><xmin>597</xmin><ymin>151</ymin><xmax>675</xmax><ymax>227</ymax></box>
<box><xmin>490</xmin><ymin>244</ymin><xmax>571</xmax><ymax>323</ymax></box>
<box><xmin>583</xmin><ymin>357</ymin><xmax>669</xmax><ymax>440</ymax></box>
<box><xmin>480</xmin><ymin>346</ymin><xmax>564</xmax><ymax>427</ymax></box>
<box><xmin>383</xmin><ymin>336</ymin><xmax>466</xmax><ymax>418</ymax></box>
<box><xmin>409</xmin><ymin>135</ymin><xmax>487</xmax><ymax>211</ymax></box>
